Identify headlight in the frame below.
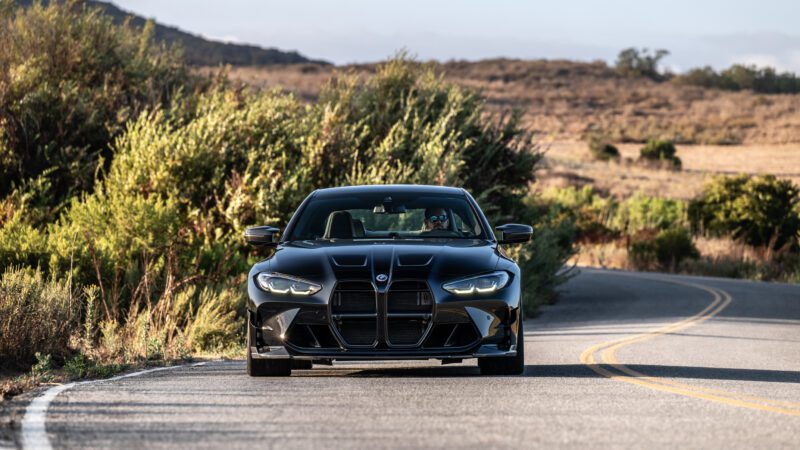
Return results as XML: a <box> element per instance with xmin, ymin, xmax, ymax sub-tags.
<box><xmin>443</xmin><ymin>271</ymin><xmax>510</xmax><ymax>295</ymax></box>
<box><xmin>256</xmin><ymin>273</ymin><xmax>321</xmax><ymax>296</ymax></box>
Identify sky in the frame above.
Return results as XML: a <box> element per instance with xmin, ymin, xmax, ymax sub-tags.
<box><xmin>112</xmin><ymin>0</ymin><xmax>800</xmax><ymax>72</ymax></box>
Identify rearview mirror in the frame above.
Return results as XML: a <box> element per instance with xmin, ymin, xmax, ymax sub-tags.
<box><xmin>244</xmin><ymin>226</ymin><xmax>280</xmax><ymax>247</ymax></box>
<box><xmin>495</xmin><ymin>224</ymin><xmax>533</xmax><ymax>244</ymax></box>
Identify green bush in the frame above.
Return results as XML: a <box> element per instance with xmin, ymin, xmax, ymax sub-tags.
<box><xmin>511</xmin><ymin>201</ymin><xmax>577</xmax><ymax>315</ymax></box>
<box><xmin>614</xmin><ymin>193</ymin><xmax>687</xmax><ymax>234</ymax></box>
<box><xmin>0</xmin><ymin>266</ymin><xmax>77</xmax><ymax>364</ymax></box>
<box><xmin>689</xmin><ymin>175</ymin><xmax>800</xmax><ymax>249</ymax></box>
<box><xmin>0</xmin><ymin>0</ymin><xmax>188</xmax><ymax>206</ymax></box>
<box><xmin>63</xmin><ymin>352</ymin><xmax>122</xmax><ymax>379</ymax></box>
<box><xmin>587</xmin><ymin>136</ymin><xmax>620</xmax><ymax>161</ymax></box>
<box><xmin>540</xmin><ymin>186</ymin><xmax>618</xmax><ymax>243</ymax></box>
<box><xmin>639</xmin><ymin>139</ymin><xmax>681</xmax><ymax>168</ymax></box>
<box><xmin>628</xmin><ymin>228</ymin><xmax>698</xmax><ymax>271</ymax></box>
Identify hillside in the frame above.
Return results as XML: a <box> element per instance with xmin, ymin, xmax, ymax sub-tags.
<box><xmin>13</xmin><ymin>0</ymin><xmax>328</xmax><ymax>66</ymax></box>
<box><xmin>209</xmin><ymin>59</ymin><xmax>800</xmax><ymax>146</ymax></box>
<box><xmin>205</xmin><ymin>59</ymin><xmax>800</xmax><ymax>201</ymax></box>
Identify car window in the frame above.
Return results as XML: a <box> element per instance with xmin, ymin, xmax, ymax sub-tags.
<box><xmin>287</xmin><ymin>192</ymin><xmax>487</xmax><ymax>241</ymax></box>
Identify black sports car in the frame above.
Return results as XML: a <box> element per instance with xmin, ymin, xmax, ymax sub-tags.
<box><xmin>244</xmin><ymin>185</ymin><xmax>532</xmax><ymax>376</ymax></box>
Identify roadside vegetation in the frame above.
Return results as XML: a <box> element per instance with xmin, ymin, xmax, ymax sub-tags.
<box><xmin>542</xmin><ymin>175</ymin><xmax>800</xmax><ymax>282</ymax></box>
<box><xmin>0</xmin><ymin>1</ymin><xmax>575</xmax><ymax>397</ymax></box>
<box><xmin>673</xmin><ymin>65</ymin><xmax>800</xmax><ymax>94</ymax></box>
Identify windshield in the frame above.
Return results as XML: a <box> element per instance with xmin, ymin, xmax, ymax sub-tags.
<box><xmin>287</xmin><ymin>192</ymin><xmax>487</xmax><ymax>241</ymax></box>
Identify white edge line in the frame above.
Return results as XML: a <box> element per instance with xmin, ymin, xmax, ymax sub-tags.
<box><xmin>20</xmin><ymin>362</ymin><xmax>206</xmax><ymax>450</ymax></box>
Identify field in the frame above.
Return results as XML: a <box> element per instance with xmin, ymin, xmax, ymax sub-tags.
<box><xmin>208</xmin><ymin>60</ymin><xmax>800</xmax><ymax>201</ymax></box>
<box><xmin>206</xmin><ymin>59</ymin><xmax>800</xmax><ymax>147</ymax></box>
<box><xmin>538</xmin><ymin>141</ymin><xmax>800</xmax><ymax>200</ymax></box>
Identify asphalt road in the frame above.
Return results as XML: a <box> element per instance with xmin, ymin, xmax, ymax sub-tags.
<box><xmin>11</xmin><ymin>268</ymin><xmax>800</xmax><ymax>449</ymax></box>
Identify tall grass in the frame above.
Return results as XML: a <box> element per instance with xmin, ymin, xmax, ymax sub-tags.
<box><xmin>0</xmin><ymin>267</ymin><xmax>77</xmax><ymax>364</ymax></box>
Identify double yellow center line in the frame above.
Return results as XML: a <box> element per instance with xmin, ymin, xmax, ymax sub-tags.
<box><xmin>579</xmin><ymin>274</ymin><xmax>800</xmax><ymax>417</ymax></box>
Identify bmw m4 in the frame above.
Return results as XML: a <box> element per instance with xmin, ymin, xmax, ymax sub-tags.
<box><xmin>244</xmin><ymin>185</ymin><xmax>532</xmax><ymax>376</ymax></box>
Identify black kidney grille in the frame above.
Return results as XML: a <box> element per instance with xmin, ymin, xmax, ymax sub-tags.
<box><xmin>387</xmin><ymin>281</ymin><xmax>433</xmax><ymax>313</ymax></box>
<box><xmin>338</xmin><ymin>319</ymin><xmax>377</xmax><ymax>346</ymax></box>
<box><xmin>331</xmin><ymin>282</ymin><xmax>376</xmax><ymax>314</ymax></box>
<box><xmin>387</xmin><ymin>318</ymin><xmax>427</xmax><ymax>346</ymax></box>
<box><xmin>385</xmin><ymin>281</ymin><xmax>433</xmax><ymax>346</ymax></box>
<box><xmin>331</xmin><ymin>282</ymin><xmax>377</xmax><ymax>346</ymax></box>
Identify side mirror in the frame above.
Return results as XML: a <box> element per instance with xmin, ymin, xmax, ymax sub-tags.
<box><xmin>245</xmin><ymin>226</ymin><xmax>280</xmax><ymax>247</ymax></box>
<box><xmin>495</xmin><ymin>224</ymin><xmax>533</xmax><ymax>244</ymax></box>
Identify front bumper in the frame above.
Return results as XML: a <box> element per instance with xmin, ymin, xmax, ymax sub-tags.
<box><xmin>248</xmin><ymin>272</ymin><xmax>522</xmax><ymax>362</ymax></box>
<box><xmin>250</xmin><ymin>344</ymin><xmax>518</xmax><ymax>360</ymax></box>
<box><xmin>248</xmin><ymin>299</ymin><xmax>521</xmax><ymax>362</ymax></box>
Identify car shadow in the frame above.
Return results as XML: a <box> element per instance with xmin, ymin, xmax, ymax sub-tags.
<box><xmin>334</xmin><ymin>363</ymin><xmax>800</xmax><ymax>383</ymax></box>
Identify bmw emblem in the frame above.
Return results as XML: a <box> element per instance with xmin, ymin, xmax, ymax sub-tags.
<box><xmin>376</xmin><ymin>274</ymin><xmax>388</xmax><ymax>283</ymax></box>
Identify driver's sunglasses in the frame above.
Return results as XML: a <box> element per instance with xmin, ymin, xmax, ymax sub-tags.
<box><xmin>427</xmin><ymin>214</ymin><xmax>448</xmax><ymax>223</ymax></box>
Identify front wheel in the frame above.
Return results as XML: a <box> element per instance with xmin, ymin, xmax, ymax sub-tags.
<box><xmin>478</xmin><ymin>318</ymin><xmax>525</xmax><ymax>376</ymax></box>
<box><xmin>247</xmin><ymin>353</ymin><xmax>292</xmax><ymax>377</ymax></box>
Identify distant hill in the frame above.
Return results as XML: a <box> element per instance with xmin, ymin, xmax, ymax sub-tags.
<box><xmin>13</xmin><ymin>0</ymin><xmax>329</xmax><ymax>66</ymax></box>
<box><xmin>216</xmin><ymin>59</ymin><xmax>800</xmax><ymax>146</ymax></box>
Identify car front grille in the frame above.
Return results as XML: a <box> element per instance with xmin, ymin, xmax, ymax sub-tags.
<box><xmin>385</xmin><ymin>281</ymin><xmax>433</xmax><ymax>347</ymax></box>
<box><xmin>330</xmin><ymin>281</ymin><xmax>378</xmax><ymax>347</ymax></box>
<box><xmin>387</xmin><ymin>281</ymin><xmax>433</xmax><ymax>313</ymax></box>
<box><xmin>329</xmin><ymin>279</ymin><xmax>434</xmax><ymax>348</ymax></box>
<box><xmin>331</xmin><ymin>281</ymin><xmax>377</xmax><ymax>314</ymax></box>
<box><xmin>338</xmin><ymin>319</ymin><xmax>378</xmax><ymax>346</ymax></box>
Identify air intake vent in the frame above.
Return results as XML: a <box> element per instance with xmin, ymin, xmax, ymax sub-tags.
<box><xmin>332</xmin><ymin>255</ymin><xmax>368</xmax><ymax>267</ymax></box>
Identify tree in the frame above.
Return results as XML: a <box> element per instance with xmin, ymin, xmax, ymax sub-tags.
<box><xmin>615</xmin><ymin>48</ymin><xmax>670</xmax><ymax>81</ymax></box>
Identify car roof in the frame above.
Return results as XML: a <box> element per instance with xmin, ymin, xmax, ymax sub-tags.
<box><xmin>313</xmin><ymin>184</ymin><xmax>466</xmax><ymax>198</ymax></box>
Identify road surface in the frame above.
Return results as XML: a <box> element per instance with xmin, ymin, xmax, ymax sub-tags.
<box><xmin>10</xmin><ymin>268</ymin><xmax>800</xmax><ymax>448</ymax></box>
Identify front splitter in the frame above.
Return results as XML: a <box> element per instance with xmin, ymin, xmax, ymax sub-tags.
<box><xmin>249</xmin><ymin>344</ymin><xmax>517</xmax><ymax>360</ymax></box>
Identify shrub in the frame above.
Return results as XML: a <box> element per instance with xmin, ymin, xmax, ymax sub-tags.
<box><xmin>639</xmin><ymin>139</ymin><xmax>681</xmax><ymax>169</ymax></box>
<box><xmin>0</xmin><ymin>0</ymin><xmax>188</xmax><ymax>205</ymax></box>
<box><xmin>628</xmin><ymin>228</ymin><xmax>699</xmax><ymax>271</ymax></box>
<box><xmin>614</xmin><ymin>193</ymin><xmax>687</xmax><ymax>234</ymax></box>
<box><xmin>511</xmin><ymin>205</ymin><xmax>577</xmax><ymax>316</ymax></box>
<box><xmin>63</xmin><ymin>352</ymin><xmax>122</xmax><ymax>380</ymax></box>
<box><xmin>587</xmin><ymin>136</ymin><xmax>620</xmax><ymax>161</ymax></box>
<box><xmin>689</xmin><ymin>175</ymin><xmax>800</xmax><ymax>249</ymax></box>
<box><xmin>31</xmin><ymin>352</ymin><xmax>54</xmax><ymax>381</ymax></box>
<box><xmin>0</xmin><ymin>266</ymin><xmax>77</xmax><ymax>364</ymax></box>
<box><xmin>540</xmin><ymin>186</ymin><xmax>618</xmax><ymax>243</ymax></box>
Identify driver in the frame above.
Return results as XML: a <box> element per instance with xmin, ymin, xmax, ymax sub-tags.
<box><xmin>422</xmin><ymin>207</ymin><xmax>449</xmax><ymax>232</ymax></box>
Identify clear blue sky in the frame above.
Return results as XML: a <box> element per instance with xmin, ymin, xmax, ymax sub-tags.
<box><xmin>113</xmin><ymin>0</ymin><xmax>800</xmax><ymax>71</ymax></box>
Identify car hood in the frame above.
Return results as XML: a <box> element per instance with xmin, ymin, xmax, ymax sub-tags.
<box><xmin>252</xmin><ymin>239</ymin><xmax>501</xmax><ymax>282</ymax></box>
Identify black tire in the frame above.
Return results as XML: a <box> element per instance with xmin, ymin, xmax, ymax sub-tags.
<box><xmin>292</xmin><ymin>359</ymin><xmax>313</xmax><ymax>370</ymax></box>
<box><xmin>246</xmin><ymin>319</ymin><xmax>292</xmax><ymax>376</ymax></box>
<box><xmin>247</xmin><ymin>353</ymin><xmax>292</xmax><ymax>377</ymax></box>
<box><xmin>478</xmin><ymin>319</ymin><xmax>525</xmax><ymax>376</ymax></box>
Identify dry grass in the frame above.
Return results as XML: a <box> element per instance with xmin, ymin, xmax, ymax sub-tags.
<box><xmin>202</xmin><ymin>59</ymin><xmax>800</xmax><ymax>146</ymax></box>
<box><xmin>537</xmin><ymin>141</ymin><xmax>800</xmax><ymax>200</ymax></box>
<box><xmin>570</xmin><ymin>242</ymin><xmax>630</xmax><ymax>269</ymax></box>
